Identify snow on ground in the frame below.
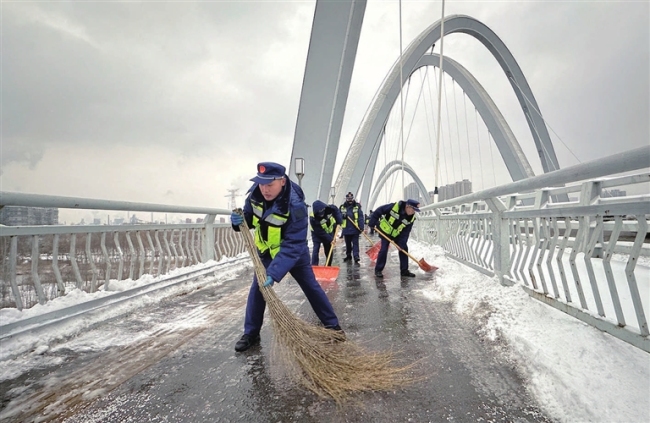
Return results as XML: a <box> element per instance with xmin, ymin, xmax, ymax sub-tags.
<box><xmin>1</xmin><ymin>245</ymin><xmax>648</xmax><ymax>423</ymax></box>
<box><xmin>411</xmin><ymin>241</ymin><xmax>649</xmax><ymax>423</ymax></box>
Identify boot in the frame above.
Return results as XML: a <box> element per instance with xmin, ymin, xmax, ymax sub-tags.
<box><xmin>234</xmin><ymin>333</ymin><xmax>260</xmax><ymax>352</ymax></box>
<box><xmin>400</xmin><ymin>269</ymin><xmax>416</xmax><ymax>277</ymax></box>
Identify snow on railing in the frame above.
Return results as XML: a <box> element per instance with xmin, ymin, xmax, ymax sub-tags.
<box><xmin>0</xmin><ymin>193</ymin><xmax>244</xmax><ymax>311</ymax></box>
<box><xmin>414</xmin><ymin>147</ymin><xmax>650</xmax><ymax>352</ymax></box>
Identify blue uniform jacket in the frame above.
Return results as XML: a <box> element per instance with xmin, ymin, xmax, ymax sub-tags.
<box><xmin>369</xmin><ymin>201</ymin><xmax>413</xmax><ymax>242</ymax></box>
<box><xmin>340</xmin><ymin>200</ymin><xmax>364</xmax><ymax>235</ymax></box>
<box><xmin>310</xmin><ymin>200</ymin><xmax>343</xmax><ymax>242</ymax></box>
<box><xmin>233</xmin><ymin>177</ymin><xmax>309</xmax><ymax>283</ymax></box>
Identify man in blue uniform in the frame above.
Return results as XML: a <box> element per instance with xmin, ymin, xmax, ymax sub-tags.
<box><xmin>368</xmin><ymin>199</ymin><xmax>420</xmax><ymax>278</ymax></box>
<box><xmin>310</xmin><ymin>200</ymin><xmax>342</xmax><ymax>266</ymax></box>
<box><xmin>230</xmin><ymin>162</ymin><xmax>342</xmax><ymax>352</ymax></box>
<box><xmin>339</xmin><ymin>192</ymin><xmax>364</xmax><ymax>263</ymax></box>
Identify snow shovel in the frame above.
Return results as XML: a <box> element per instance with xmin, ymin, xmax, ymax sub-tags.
<box><xmin>346</xmin><ymin>216</ymin><xmax>379</xmax><ymax>261</ymax></box>
<box><xmin>312</xmin><ymin>225</ymin><xmax>340</xmax><ymax>283</ymax></box>
<box><xmin>375</xmin><ymin>228</ymin><xmax>438</xmax><ymax>272</ymax></box>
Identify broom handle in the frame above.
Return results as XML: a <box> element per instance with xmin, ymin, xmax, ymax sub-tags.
<box><xmin>346</xmin><ymin>216</ymin><xmax>374</xmax><ymax>244</ymax></box>
<box><xmin>233</xmin><ymin>209</ymin><xmax>268</xmax><ymax>288</ymax></box>
<box><xmin>325</xmin><ymin>224</ymin><xmax>339</xmax><ymax>266</ymax></box>
<box><xmin>374</xmin><ymin>227</ymin><xmax>421</xmax><ymax>265</ymax></box>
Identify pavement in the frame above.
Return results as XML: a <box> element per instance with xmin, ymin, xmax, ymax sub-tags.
<box><xmin>0</xmin><ymin>237</ymin><xmax>555</xmax><ymax>422</ymax></box>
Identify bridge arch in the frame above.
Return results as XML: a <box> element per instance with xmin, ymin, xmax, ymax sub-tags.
<box><xmin>367</xmin><ymin>160</ymin><xmax>431</xmax><ymax>211</ymax></box>
<box><xmin>357</xmin><ymin>52</ymin><xmax>536</xmax><ymax>208</ymax></box>
<box><xmin>334</xmin><ymin>14</ymin><xmax>560</xmax><ymax>205</ymax></box>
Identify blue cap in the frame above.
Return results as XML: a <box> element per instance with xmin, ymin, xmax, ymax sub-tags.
<box><xmin>406</xmin><ymin>199</ymin><xmax>420</xmax><ymax>212</ymax></box>
<box><xmin>250</xmin><ymin>162</ymin><xmax>286</xmax><ymax>185</ymax></box>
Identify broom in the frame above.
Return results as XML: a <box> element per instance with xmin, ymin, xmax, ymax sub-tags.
<box><xmin>234</xmin><ymin>209</ymin><xmax>416</xmax><ymax>402</ymax></box>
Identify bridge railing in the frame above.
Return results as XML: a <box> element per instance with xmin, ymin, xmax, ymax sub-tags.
<box><xmin>0</xmin><ymin>194</ymin><xmax>245</xmax><ymax>311</ymax></box>
<box><xmin>414</xmin><ymin>147</ymin><xmax>650</xmax><ymax>352</ymax></box>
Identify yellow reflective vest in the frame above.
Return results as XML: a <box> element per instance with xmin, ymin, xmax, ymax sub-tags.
<box><xmin>250</xmin><ymin>197</ymin><xmax>289</xmax><ymax>258</ymax></box>
<box><xmin>378</xmin><ymin>202</ymin><xmax>415</xmax><ymax>237</ymax></box>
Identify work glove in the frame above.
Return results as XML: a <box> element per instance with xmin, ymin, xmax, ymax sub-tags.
<box><xmin>231</xmin><ymin>212</ymin><xmax>243</xmax><ymax>226</ymax></box>
<box><xmin>263</xmin><ymin>275</ymin><xmax>275</xmax><ymax>287</ymax></box>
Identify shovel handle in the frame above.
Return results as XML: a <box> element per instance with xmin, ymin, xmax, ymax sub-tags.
<box><xmin>325</xmin><ymin>225</ymin><xmax>339</xmax><ymax>266</ymax></box>
<box><xmin>346</xmin><ymin>216</ymin><xmax>374</xmax><ymax>244</ymax></box>
<box><xmin>374</xmin><ymin>228</ymin><xmax>422</xmax><ymax>265</ymax></box>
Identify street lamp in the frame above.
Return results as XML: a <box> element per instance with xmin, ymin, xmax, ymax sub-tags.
<box><xmin>330</xmin><ymin>186</ymin><xmax>336</xmax><ymax>204</ymax></box>
<box><xmin>294</xmin><ymin>157</ymin><xmax>305</xmax><ymax>187</ymax></box>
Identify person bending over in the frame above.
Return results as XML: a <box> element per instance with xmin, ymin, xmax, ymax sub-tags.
<box><xmin>230</xmin><ymin>162</ymin><xmax>343</xmax><ymax>352</ymax></box>
<box><xmin>368</xmin><ymin>199</ymin><xmax>420</xmax><ymax>278</ymax></box>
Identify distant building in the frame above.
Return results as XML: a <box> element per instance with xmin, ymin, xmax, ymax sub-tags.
<box><xmin>0</xmin><ymin>206</ymin><xmax>59</xmax><ymax>226</ymax></box>
<box><xmin>403</xmin><ymin>182</ymin><xmax>420</xmax><ymax>202</ymax></box>
<box><xmin>437</xmin><ymin>179</ymin><xmax>472</xmax><ymax>201</ymax></box>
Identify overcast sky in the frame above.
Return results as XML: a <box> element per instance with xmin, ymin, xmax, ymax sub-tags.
<box><xmin>2</xmin><ymin>1</ymin><xmax>648</xmax><ymax>222</ymax></box>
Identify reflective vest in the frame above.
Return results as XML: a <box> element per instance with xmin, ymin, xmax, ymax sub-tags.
<box><xmin>250</xmin><ymin>197</ymin><xmax>289</xmax><ymax>258</ymax></box>
<box><xmin>340</xmin><ymin>204</ymin><xmax>359</xmax><ymax>228</ymax></box>
<box><xmin>378</xmin><ymin>202</ymin><xmax>414</xmax><ymax>237</ymax></box>
<box><xmin>310</xmin><ymin>212</ymin><xmax>336</xmax><ymax>234</ymax></box>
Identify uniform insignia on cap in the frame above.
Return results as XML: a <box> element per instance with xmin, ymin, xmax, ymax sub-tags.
<box><xmin>259</xmin><ymin>165</ymin><xmax>266</xmax><ymax>173</ymax></box>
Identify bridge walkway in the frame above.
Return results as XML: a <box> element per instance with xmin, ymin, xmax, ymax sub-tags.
<box><xmin>0</xmin><ymin>239</ymin><xmax>554</xmax><ymax>422</ymax></box>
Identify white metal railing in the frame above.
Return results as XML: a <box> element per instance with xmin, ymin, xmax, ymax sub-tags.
<box><xmin>0</xmin><ymin>193</ymin><xmax>245</xmax><ymax>311</ymax></box>
<box><xmin>1</xmin><ymin>147</ymin><xmax>648</xmax><ymax>353</ymax></box>
<box><xmin>414</xmin><ymin>146</ymin><xmax>650</xmax><ymax>352</ymax></box>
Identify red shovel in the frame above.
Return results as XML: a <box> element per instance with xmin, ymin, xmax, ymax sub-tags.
<box><xmin>312</xmin><ymin>225</ymin><xmax>340</xmax><ymax>282</ymax></box>
<box><xmin>375</xmin><ymin>228</ymin><xmax>438</xmax><ymax>272</ymax></box>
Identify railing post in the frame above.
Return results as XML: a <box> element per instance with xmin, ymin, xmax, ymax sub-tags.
<box><xmin>202</xmin><ymin>214</ymin><xmax>216</xmax><ymax>262</ymax></box>
<box><xmin>485</xmin><ymin>197</ymin><xmax>510</xmax><ymax>285</ymax></box>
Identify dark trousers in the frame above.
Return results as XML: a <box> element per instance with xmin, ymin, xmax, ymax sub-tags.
<box><xmin>311</xmin><ymin>234</ymin><xmax>333</xmax><ymax>266</ymax></box>
<box><xmin>244</xmin><ymin>249</ymin><xmax>339</xmax><ymax>336</ymax></box>
<box><xmin>343</xmin><ymin>234</ymin><xmax>360</xmax><ymax>260</ymax></box>
<box><xmin>374</xmin><ymin>236</ymin><xmax>409</xmax><ymax>272</ymax></box>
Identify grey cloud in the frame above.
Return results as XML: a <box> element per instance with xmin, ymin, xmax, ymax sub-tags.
<box><xmin>2</xmin><ymin>1</ymin><xmax>311</xmax><ymax>167</ymax></box>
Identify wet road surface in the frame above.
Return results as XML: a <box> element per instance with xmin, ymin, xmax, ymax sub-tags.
<box><xmin>1</xmin><ymin>241</ymin><xmax>555</xmax><ymax>422</ymax></box>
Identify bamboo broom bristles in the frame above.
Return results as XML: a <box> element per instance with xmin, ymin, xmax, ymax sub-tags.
<box><xmin>235</xmin><ymin>210</ymin><xmax>417</xmax><ymax>403</ymax></box>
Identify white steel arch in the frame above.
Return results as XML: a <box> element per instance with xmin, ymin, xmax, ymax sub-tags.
<box><xmin>367</xmin><ymin>160</ymin><xmax>431</xmax><ymax>211</ymax></box>
<box><xmin>333</xmin><ymin>14</ymin><xmax>561</xmax><ymax>205</ymax></box>
<box><xmin>357</xmin><ymin>53</ymin><xmax>536</xmax><ymax>209</ymax></box>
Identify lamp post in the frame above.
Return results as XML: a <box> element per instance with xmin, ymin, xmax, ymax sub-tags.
<box><xmin>330</xmin><ymin>186</ymin><xmax>336</xmax><ymax>204</ymax></box>
<box><xmin>294</xmin><ymin>157</ymin><xmax>305</xmax><ymax>187</ymax></box>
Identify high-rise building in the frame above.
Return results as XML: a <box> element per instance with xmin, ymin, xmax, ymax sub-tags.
<box><xmin>403</xmin><ymin>182</ymin><xmax>420</xmax><ymax>201</ymax></box>
<box><xmin>436</xmin><ymin>179</ymin><xmax>472</xmax><ymax>202</ymax></box>
<box><xmin>0</xmin><ymin>206</ymin><xmax>59</xmax><ymax>226</ymax></box>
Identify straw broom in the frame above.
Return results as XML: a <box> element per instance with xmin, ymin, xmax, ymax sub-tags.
<box><xmin>235</xmin><ymin>211</ymin><xmax>417</xmax><ymax>402</ymax></box>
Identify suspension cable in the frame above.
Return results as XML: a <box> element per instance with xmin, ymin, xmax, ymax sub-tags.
<box><xmin>463</xmin><ymin>93</ymin><xmax>473</xmax><ymax>186</ymax></box>
<box><xmin>508</xmin><ymin>75</ymin><xmax>580</xmax><ymax>166</ymax></box>
<box><xmin>488</xmin><ymin>132</ymin><xmax>497</xmax><ymax>187</ymax></box>
<box><xmin>452</xmin><ymin>81</ymin><xmax>464</xmax><ymax>180</ymax></box>
<box><xmin>433</xmin><ymin>0</ymin><xmax>446</xmax><ymax>199</ymax></box>
<box><xmin>475</xmin><ymin>109</ymin><xmax>485</xmax><ymax>191</ymax></box>
<box><xmin>443</xmin><ymin>76</ymin><xmax>457</xmax><ymax>181</ymax></box>
<box><xmin>398</xmin><ymin>0</ymin><xmax>406</xmax><ymax>195</ymax></box>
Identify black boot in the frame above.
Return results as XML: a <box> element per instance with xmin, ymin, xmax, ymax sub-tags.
<box><xmin>343</xmin><ymin>256</ymin><xmax>352</xmax><ymax>262</ymax></box>
<box><xmin>375</xmin><ymin>270</ymin><xmax>384</xmax><ymax>278</ymax></box>
<box><xmin>234</xmin><ymin>333</ymin><xmax>260</xmax><ymax>352</ymax></box>
<box><xmin>400</xmin><ymin>269</ymin><xmax>416</xmax><ymax>277</ymax></box>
